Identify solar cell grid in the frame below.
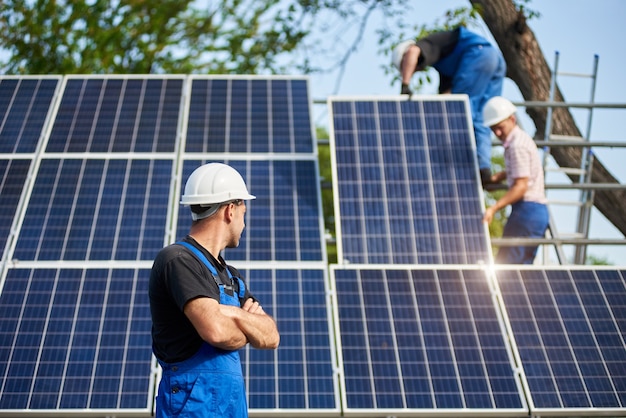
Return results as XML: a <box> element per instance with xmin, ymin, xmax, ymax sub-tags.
<box><xmin>185</xmin><ymin>77</ymin><xmax>313</xmax><ymax>154</ymax></box>
<box><xmin>13</xmin><ymin>158</ymin><xmax>171</xmax><ymax>262</ymax></box>
<box><xmin>332</xmin><ymin>266</ymin><xmax>525</xmax><ymax>413</ymax></box>
<box><xmin>46</xmin><ymin>77</ymin><xmax>182</xmax><ymax>153</ymax></box>
<box><xmin>238</xmin><ymin>268</ymin><xmax>338</xmax><ymax>412</ymax></box>
<box><xmin>330</xmin><ymin>97</ymin><xmax>489</xmax><ymax>265</ymax></box>
<box><xmin>0</xmin><ymin>268</ymin><xmax>152</xmax><ymax>411</ymax></box>
<box><xmin>0</xmin><ymin>77</ymin><xmax>59</xmax><ymax>154</ymax></box>
<box><xmin>496</xmin><ymin>267</ymin><xmax>626</xmax><ymax>412</ymax></box>
<box><xmin>0</xmin><ymin>159</ymin><xmax>31</xmax><ymax>260</ymax></box>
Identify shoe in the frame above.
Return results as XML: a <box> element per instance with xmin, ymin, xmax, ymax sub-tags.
<box><xmin>401</xmin><ymin>84</ymin><xmax>413</xmax><ymax>97</ymax></box>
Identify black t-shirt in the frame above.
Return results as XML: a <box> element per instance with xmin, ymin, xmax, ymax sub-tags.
<box><xmin>415</xmin><ymin>28</ymin><xmax>460</xmax><ymax>93</ymax></box>
<box><xmin>149</xmin><ymin>236</ymin><xmax>255</xmax><ymax>363</ymax></box>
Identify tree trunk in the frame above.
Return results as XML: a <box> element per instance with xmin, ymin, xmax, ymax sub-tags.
<box><xmin>470</xmin><ymin>0</ymin><xmax>626</xmax><ymax>237</ymax></box>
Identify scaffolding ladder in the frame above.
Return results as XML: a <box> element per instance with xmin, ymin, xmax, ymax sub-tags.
<box><xmin>542</xmin><ymin>51</ymin><xmax>599</xmax><ymax>265</ymax></box>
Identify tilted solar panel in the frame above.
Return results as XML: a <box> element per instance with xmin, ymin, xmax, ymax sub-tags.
<box><xmin>46</xmin><ymin>76</ymin><xmax>183</xmax><ymax>153</ymax></box>
<box><xmin>176</xmin><ymin>159</ymin><xmax>325</xmax><ymax>262</ymax></box>
<box><xmin>186</xmin><ymin>77</ymin><xmax>314</xmax><ymax>154</ymax></box>
<box><xmin>329</xmin><ymin>96</ymin><xmax>490</xmax><ymax>265</ymax></box>
<box><xmin>496</xmin><ymin>267</ymin><xmax>626</xmax><ymax>414</ymax></box>
<box><xmin>0</xmin><ymin>268</ymin><xmax>153</xmax><ymax>412</ymax></box>
<box><xmin>237</xmin><ymin>267</ymin><xmax>338</xmax><ymax>412</ymax></box>
<box><xmin>0</xmin><ymin>159</ymin><xmax>31</xmax><ymax>261</ymax></box>
<box><xmin>331</xmin><ymin>265</ymin><xmax>527</xmax><ymax>414</ymax></box>
<box><xmin>0</xmin><ymin>76</ymin><xmax>60</xmax><ymax>154</ymax></box>
<box><xmin>12</xmin><ymin>158</ymin><xmax>172</xmax><ymax>262</ymax></box>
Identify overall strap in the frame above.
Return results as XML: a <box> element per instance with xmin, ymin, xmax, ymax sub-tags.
<box><xmin>175</xmin><ymin>241</ymin><xmax>232</xmax><ymax>278</ymax></box>
<box><xmin>176</xmin><ymin>241</ymin><xmax>245</xmax><ymax>299</ymax></box>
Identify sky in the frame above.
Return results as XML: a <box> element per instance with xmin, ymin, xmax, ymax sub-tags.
<box><xmin>306</xmin><ymin>0</ymin><xmax>626</xmax><ymax>265</ymax></box>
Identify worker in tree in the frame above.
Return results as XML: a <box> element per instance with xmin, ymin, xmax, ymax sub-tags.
<box><xmin>482</xmin><ymin>97</ymin><xmax>549</xmax><ymax>264</ymax></box>
<box><xmin>392</xmin><ymin>27</ymin><xmax>506</xmax><ymax>187</ymax></box>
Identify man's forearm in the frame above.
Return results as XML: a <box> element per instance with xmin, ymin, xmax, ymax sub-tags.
<box><xmin>234</xmin><ymin>310</ymin><xmax>280</xmax><ymax>349</ymax></box>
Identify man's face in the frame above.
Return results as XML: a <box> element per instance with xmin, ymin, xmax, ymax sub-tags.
<box><xmin>227</xmin><ymin>200</ymin><xmax>247</xmax><ymax>248</ymax></box>
<box><xmin>490</xmin><ymin>115</ymin><xmax>516</xmax><ymax>141</ymax></box>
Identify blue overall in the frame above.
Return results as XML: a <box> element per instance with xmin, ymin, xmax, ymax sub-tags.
<box><xmin>434</xmin><ymin>27</ymin><xmax>506</xmax><ymax>170</ymax></box>
<box><xmin>155</xmin><ymin>241</ymin><xmax>248</xmax><ymax>418</ymax></box>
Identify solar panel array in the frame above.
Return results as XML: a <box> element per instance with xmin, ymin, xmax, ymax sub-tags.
<box><xmin>495</xmin><ymin>267</ymin><xmax>626</xmax><ymax>414</ymax></box>
<box><xmin>331</xmin><ymin>265</ymin><xmax>626</xmax><ymax>416</ymax></box>
<box><xmin>326</xmin><ymin>94</ymin><xmax>624</xmax><ymax>416</ymax></box>
<box><xmin>2</xmin><ymin>75</ymin><xmax>625</xmax><ymax>418</ymax></box>
<box><xmin>329</xmin><ymin>96</ymin><xmax>490</xmax><ymax>265</ymax></box>
<box><xmin>0</xmin><ymin>75</ymin><xmax>334</xmax><ymax>416</ymax></box>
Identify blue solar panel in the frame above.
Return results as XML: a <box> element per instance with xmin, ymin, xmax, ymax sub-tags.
<box><xmin>330</xmin><ymin>97</ymin><xmax>489</xmax><ymax>264</ymax></box>
<box><xmin>1</xmin><ymin>75</ymin><xmax>331</xmax><ymax>415</ymax></box>
<box><xmin>0</xmin><ymin>268</ymin><xmax>152</xmax><ymax>411</ymax></box>
<box><xmin>332</xmin><ymin>266</ymin><xmax>526</xmax><ymax>413</ymax></box>
<box><xmin>0</xmin><ymin>77</ymin><xmax>60</xmax><ymax>153</ymax></box>
<box><xmin>13</xmin><ymin>158</ymin><xmax>172</xmax><ymax>261</ymax></box>
<box><xmin>496</xmin><ymin>267</ymin><xmax>626</xmax><ymax>412</ymax></box>
<box><xmin>238</xmin><ymin>268</ymin><xmax>338</xmax><ymax>412</ymax></box>
<box><xmin>176</xmin><ymin>159</ymin><xmax>325</xmax><ymax>262</ymax></box>
<box><xmin>186</xmin><ymin>77</ymin><xmax>314</xmax><ymax>153</ymax></box>
<box><xmin>0</xmin><ymin>159</ymin><xmax>31</xmax><ymax>260</ymax></box>
<box><xmin>46</xmin><ymin>77</ymin><xmax>183</xmax><ymax>153</ymax></box>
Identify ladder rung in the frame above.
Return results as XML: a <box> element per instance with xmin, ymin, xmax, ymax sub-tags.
<box><xmin>548</xmin><ymin>134</ymin><xmax>586</xmax><ymax>142</ymax></box>
<box><xmin>556</xmin><ymin>71</ymin><xmax>595</xmax><ymax>78</ymax></box>
<box><xmin>555</xmin><ymin>232</ymin><xmax>586</xmax><ymax>239</ymax></box>
<box><xmin>547</xmin><ymin>200</ymin><xmax>584</xmax><ymax>207</ymax></box>
<box><xmin>546</xmin><ymin>167</ymin><xmax>587</xmax><ymax>175</ymax></box>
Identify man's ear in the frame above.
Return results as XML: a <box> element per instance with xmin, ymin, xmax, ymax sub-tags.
<box><xmin>223</xmin><ymin>202</ymin><xmax>235</xmax><ymax>222</ymax></box>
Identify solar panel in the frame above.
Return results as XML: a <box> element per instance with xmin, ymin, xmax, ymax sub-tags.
<box><xmin>186</xmin><ymin>77</ymin><xmax>314</xmax><ymax>154</ymax></box>
<box><xmin>329</xmin><ymin>96</ymin><xmax>490</xmax><ymax>265</ymax></box>
<box><xmin>176</xmin><ymin>158</ymin><xmax>325</xmax><ymax>262</ymax></box>
<box><xmin>12</xmin><ymin>158</ymin><xmax>172</xmax><ymax>262</ymax></box>
<box><xmin>237</xmin><ymin>267</ymin><xmax>338</xmax><ymax>412</ymax></box>
<box><xmin>0</xmin><ymin>76</ymin><xmax>60</xmax><ymax>154</ymax></box>
<box><xmin>46</xmin><ymin>76</ymin><xmax>183</xmax><ymax>153</ymax></box>
<box><xmin>331</xmin><ymin>265</ymin><xmax>527</xmax><ymax>414</ymax></box>
<box><xmin>0</xmin><ymin>267</ymin><xmax>153</xmax><ymax>412</ymax></box>
<box><xmin>0</xmin><ymin>159</ymin><xmax>31</xmax><ymax>261</ymax></box>
<box><xmin>495</xmin><ymin>267</ymin><xmax>626</xmax><ymax>414</ymax></box>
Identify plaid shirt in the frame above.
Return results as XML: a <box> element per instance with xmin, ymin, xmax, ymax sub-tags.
<box><xmin>502</xmin><ymin>125</ymin><xmax>547</xmax><ymax>204</ymax></box>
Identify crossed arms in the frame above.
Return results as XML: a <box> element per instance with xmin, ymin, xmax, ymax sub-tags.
<box><xmin>184</xmin><ymin>296</ymin><xmax>280</xmax><ymax>351</ymax></box>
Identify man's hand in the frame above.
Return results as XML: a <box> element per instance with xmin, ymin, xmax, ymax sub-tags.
<box><xmin>483</xmin><ymin>206</ymin><xmax>497</xmax><ymax>225</ymax></box>
<box><xmin>242</xmin><ymin>298</ymin><xmax>264</xmax><ymax>315</ymax></box>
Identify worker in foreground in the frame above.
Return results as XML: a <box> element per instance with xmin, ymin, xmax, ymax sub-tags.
<box><xmin>392</xmin><ymin>26</ymin><xmax>506</xmax><ymax>187</ymax></box>
<box><xmin>149</xmin><ymin>162</ymin><xmax>280</xmax><ymax>417</ymax></box>
<box><xmin>482</xmin><ymin>97</ymin><xmax>549</xmax><ymax>264</ymax></box>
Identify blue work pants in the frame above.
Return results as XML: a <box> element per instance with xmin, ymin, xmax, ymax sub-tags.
<box><xmin>496</xmin><ymin>201</ymin><xmax>549</xmax><ymax>264</ymax></box>
<box><xmin>452</xmin><ymin>45</ymin><xmax>506</xmax><ymax>170</ymax></box>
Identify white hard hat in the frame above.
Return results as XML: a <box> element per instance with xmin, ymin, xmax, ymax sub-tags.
<box><xmin>392</xmin><ymin>40</ymin><xmax>416</xmax><ymax>71</ymax></box>
<box><xmin>180</xmin><ymin>163</ymin><xmax>255</xmax><ymax>219</ymax></box>
<box><xmin>483</xmin><ymin>96</ymin><xmax>517</xmax><ymax>127</ymax></box>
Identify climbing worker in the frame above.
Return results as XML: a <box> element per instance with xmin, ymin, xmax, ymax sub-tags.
<box><xmin>392</xmin><ymin>26</ymin><xmax>506</xmax><ymax>186</ymax></box>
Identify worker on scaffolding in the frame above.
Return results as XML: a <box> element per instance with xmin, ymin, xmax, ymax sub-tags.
<box><xmin>482</xmin><ymin>97</ymin><xmax>549</xmax><ymax>264</ymax></box>
<box><xmin>391</xmin><ymin>26</ymin><xmax>506</xmax><ymax>187</ymax></box>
